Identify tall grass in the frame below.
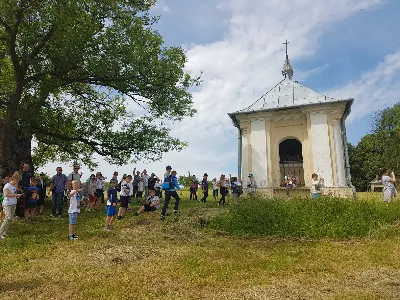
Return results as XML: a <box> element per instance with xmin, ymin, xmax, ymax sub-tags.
<box><xmin>209</xmin><ymin>197</ymin><xmax>400</xmax><ymax>238</ymax></box>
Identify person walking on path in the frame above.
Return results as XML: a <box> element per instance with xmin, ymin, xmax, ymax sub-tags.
<box><xmin>160</xmin><ymin>170</ymin><xmax>181</xmax><ymax>221</ymax></box>
<box><xmin>200</xmin><ymin>173</ymin><xmax>209</xmax><ymax>203</ymax></box>
<box><xmin>48</xmin><ymin>167</ymin><xmax>68</xmax><ymax>217</ymax></box>
<box><xmin>0</xmin><ymin>172</ymin><xmax>22</xmax><ymax>240</ymax></box>
<box><xmin>381</xmin><ymin>168</ymin><xmax>396</xmax><ymax>203</ymax></box>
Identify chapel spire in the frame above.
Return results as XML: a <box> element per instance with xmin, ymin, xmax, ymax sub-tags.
<box><xmin>282</xmin><ymin>39</ymin><xmax>294</xmax><ymax>80</ymax></box>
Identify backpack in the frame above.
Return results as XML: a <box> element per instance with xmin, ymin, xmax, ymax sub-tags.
<box><xmin>162</xmin><ymin>175</ymin><xmax>174</xmax><ymax>190</ymax></box>
<box><xmin>234</xmin><ymin>184</ymin><xmax>243</xmax><ymax>195</ymax></box>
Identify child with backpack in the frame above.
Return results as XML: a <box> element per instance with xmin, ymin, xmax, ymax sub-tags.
<box><xmin>231</xmin><ymin>177</ymin><xmax>243</xmax><ymax>200</ymax></box>
<box><xmin>160</xmin><ymin>169</ymin><xmax>181</xmax><ymax>221</ymax></box>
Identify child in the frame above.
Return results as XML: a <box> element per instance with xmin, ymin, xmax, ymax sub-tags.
<box><xmin>136</xmin><ymin>177</ymin><xmax>144</xmax><ymax>203</ymax></box>
<box><xmin>0</xmin><ymin>184</ymin><xmax>4</xmax><ymax>222</ymax></box>
<box><xmin>155</xmin><ymin>179</ymin><xmax>162</xmax><ymax>198</ymax></box>
<box><xmin>231</xmin><ymin>177</ymin><xmax>243</xmax><ymax>200</ymax></box>
<box><xmin>25</xmin><ymin>178</ymin><xmax>39</xmax><ymax>222</ymax></box>
<box><xmin>105</xmin><ymin>180</ymin><xmax>118</xmax><ymax>231</ymax></box>
<box><xmin>117</xmin><ymin>175</ymin><xmax>132</xmax><ymax>220</ymax></box>
<box><xmin>218</xmin><ymin>175</ymin><xmax>229</xmax><ymax>206</ymax></box>
<box><xmin>311</xmin><ymin>173</ymin><xmax>324</xmax><ymax>199</ymax></box>
<box><xmin>212</xmin><ymin>178</ymin><xmax>219</xmax><ymax>201</ymax></box>
<box><xmin>0</xmin><ymin>172</ymin><xmax>23</xmax><ymax>239</ymax></box>
<box><xmin>135</xmin><ymin>189</ymin><xmax>161</xmax><ymax>216</ymax></box>
<box><xmin>37</xmin><ymin>172</ymin><xmax>47</xmax><ymax>215</ymax></box>
<box><xmin>247</xmin><ymin>174</ymin><xmax>257</xmax><ymax>198</ymax></box>
<box><xmin>68</xmin><ymin>180</ymin><xmax>81</xmax><ymax>240</ymax></box>
<box><xmin>86</xmin><ymin>175</ymin><xmax>97</xmax><ymax>212</ymax></box>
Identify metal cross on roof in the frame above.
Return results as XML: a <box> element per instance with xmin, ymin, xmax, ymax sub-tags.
<box><xmin>283</xmin><ymin>40</ymin><xmax>290</xmax><ymax>57</ymax></box>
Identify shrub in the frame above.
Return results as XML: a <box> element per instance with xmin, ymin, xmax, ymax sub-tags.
<box><xmin>209</xmin><ymin>198</ymin><xmax>400</xmax><ymax>238</ymax></box>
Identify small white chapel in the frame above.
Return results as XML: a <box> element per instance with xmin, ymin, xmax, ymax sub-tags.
<box><xmin>228</xmin><ymin>41</ymin><xmax>355</xmax><ymax>198</ymax></box>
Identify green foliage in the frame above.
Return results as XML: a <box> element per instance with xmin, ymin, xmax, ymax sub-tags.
<box><xmin>0</xmin><ymin>0</ymin><xmax>200</xmax><ymax>170</ymax></box>
<box><xmin>209</xmin><ymin>198</ymin><xmax>400</xmax><ymax>238</ymax></box>
<box><xmin>348</xmin><ymin>103</ymin><xmax>399</xmax><ymax>191</ymax></box>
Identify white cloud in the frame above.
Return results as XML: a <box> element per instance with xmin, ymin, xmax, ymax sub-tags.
<box><xmin>153</xmin><ymin>1</ymin><xmax>170</xmax><ymax>13</ymax></box>
<box><xmin>326</xmin><ymin>49</ymin><xmax>400</xmax><ymax>123</ymax></box>
<box><xmin>40</xmin><ymin>0</ymin><xmax>393</xmax><ymax>181</ymax></box>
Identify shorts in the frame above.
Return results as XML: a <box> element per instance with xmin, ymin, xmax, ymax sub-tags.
<box><xmin>95</xmin><ymin>189</ymin><xmax>104</xmax><ymax>198</ymax></box>
<box><xmin>143</xmin><ymin>204</ymin><xmax>157</xmax><ymax>212</ymax></box>
<box><xmin>69</xmin><ymin>212</ymin><xmax>78</xmax><ymax>225</ymax></box>
<box><xmin>136</xmin><ymin>191</ymin><xmax>143</xmax><ymax>198</ymax></box>
<box><xmin>120</xmin><ymin>196</ymin><xmax>130</xmax><ymax>208</ymax></box>
<box><xmin>89</xmin><ymin>195</ymin><xmax>96</xmax><ymax>203</ymax></box>
<box><xmin>106</xmin><ymin>205</ymin><xmax>118</xmax><ymax>217</ymax></box>
<box><xmin>213</xmin><ymin>189</ymin><xmax>218</xmax><ymax>197</ymax></box>
<box><xmin>26</xmin><ymin>201</ymin><xmax>37</xmax><ymax>209</ymax></box>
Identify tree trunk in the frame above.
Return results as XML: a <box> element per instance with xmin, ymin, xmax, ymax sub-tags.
<box><xmin>0</xmin><ymin>84</ymin><xmax>32</xmax><ymax>177</ymax></box>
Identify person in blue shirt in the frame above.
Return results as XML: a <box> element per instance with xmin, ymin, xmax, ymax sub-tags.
<box><xmin>160</xmin><ymin>170</ymin><xmax>181</xmax><ymax>221</ymax></box>
<box><xmin>105</xmin><ymin>180</ymin><xmax>118</xmax><ymax>231</ymax></box>
<box><xmin>200</xmin><ymin>173</ymin><xmax>209</xmax><ymax>203</ymax></box>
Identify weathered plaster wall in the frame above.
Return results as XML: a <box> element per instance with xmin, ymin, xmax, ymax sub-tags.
<box><xmin>251</xmin><ymin>119</ymin><xmax>268</xmax><ymax>187</ymax></box>
<box><xmin>310</xmin><ymin>113</ymin><xmax>333</xmax><ymax>186</ymax></box>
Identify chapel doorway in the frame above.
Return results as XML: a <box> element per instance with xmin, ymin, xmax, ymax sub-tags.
<box><xmin>279</xmin><ymin>138</ymin><xmax>304</xmax><ymax>186</ymax></box>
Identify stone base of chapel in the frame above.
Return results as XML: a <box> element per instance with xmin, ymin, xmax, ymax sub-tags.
<box><xmin>253</xmin><ymin>187</ymin><xmax>356</xmax><ymax>199</ymax></box>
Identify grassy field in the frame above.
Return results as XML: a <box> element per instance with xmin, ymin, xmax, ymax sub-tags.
<box><xmin>1</xmin><ymin>191</ymin><xmax>400</xmax><ymax>300</ymax></box>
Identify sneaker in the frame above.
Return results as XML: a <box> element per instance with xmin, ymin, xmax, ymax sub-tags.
<box><xmin>68</xmin><ymin>235</ymin><xmax>79</xmax><ymax>240</ymax></box>
<box><xmin>0</xmin><ymin>236</ymin><xmax>5</xmax><ymax>240</ymax></box>
<box><xmin>50</xmin><ymin>214</ymin><xmax>56</xmax><ymax>218</ymax></box>
<box><xmin>57</xmin><ymin>215</ymin><xmax>62</xmax><ymax>218</ymax></box>
<box><xmin>117</xmin><ymin>216</ymin><xmax>124</xmax><ymax>220</ymax></box>
<box><xmin>173</xmin><ymin>210</ymin><xmax>180</xmax><ymax>216</ymax></box>
<box><xmin>104</xmin><ymin>228</ymin><xmax>111</xmax><ymax>232</ymax></box>
<box><xmin>160</xmin><ymin>215</ymin><xmax>165</xmax><ymax>221</ymax></box>
<box><xmin>134</xmin><ymin>212</ymin><xmax>139</xmax><ymax>216</ymax></box>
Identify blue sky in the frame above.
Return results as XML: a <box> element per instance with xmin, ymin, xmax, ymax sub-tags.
<box><xmin>42</xmin><ymin>0</ymin><xmax>400</xmax><ymax>180</ymax></box>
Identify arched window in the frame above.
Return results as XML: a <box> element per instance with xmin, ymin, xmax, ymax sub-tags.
<box><xmin>279</xmin><ymin>139</ymin><xmax>303</xmax><ymax>162</ymax></box>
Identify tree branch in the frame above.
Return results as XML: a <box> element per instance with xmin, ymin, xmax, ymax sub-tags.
<box><xmin>0</xmin><ymin>17</ymin><xmax>12</xmax><ymax>34</ymax></box>
<box><xmin>22</xmin><ymin>26</ymin><xmax>55</xmax><ymax>70</ymax></box>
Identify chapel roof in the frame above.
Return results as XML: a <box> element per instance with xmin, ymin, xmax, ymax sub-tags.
<box><xmin>234</xmin><ymin>78</ymin><xmax>351</xmax><ymax>114</ymax></box>
<box><xmin>229</xmin><ymin>40</ymin><xmax>353</xmax><ymax>118</ymax></box>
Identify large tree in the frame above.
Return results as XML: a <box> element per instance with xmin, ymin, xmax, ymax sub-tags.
<box><xmin>0</xmin><ymin>0</ymin><xmax>199</xmax><ymax>175</ymax></box>
<box><xmin>348</xmin><ymin>103</ymin><xmax>399</xmax><ymax>191</ymax></box>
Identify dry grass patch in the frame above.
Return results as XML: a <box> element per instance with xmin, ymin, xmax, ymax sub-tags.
<box><xmin>1</xmin><ymin>193</ymin><xmax>400</xmax><ymax>299</ymax></box>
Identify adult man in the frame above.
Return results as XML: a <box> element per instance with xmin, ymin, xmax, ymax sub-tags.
<box><xmin>164</xmin><ymin>165</ymin><xmax>172</xmax><ymax>180</ymax></box>
<box><xmin>160</xmin><ymin>170</ymin><xmax>181</xmax><ymax>221</ymax></box>
<box><xmin>48</xmin><ymin>167</ymin><xmax>68</xmax><ymax>217</ymax></box>
<box><xmin>67</xmin><ymin>164</ymin><xmax>81</xmax><ymax>191</ymax></box>
<box><xmin>141</xmin><ymin>169</ymin><xmax>150</xmax><ymax>197</ymax></box>
<box><xmin>148</xmin><ymin>173</ymin><xmax>157</xmax><ymax>191</ymax></box>
<box><xmin>17</xmin><ymin>163</ymin><xmax>32</xmax><ymax>217</ymax></box>
<box><xmin>132</xmin><ymin>168</ymin><xmax>141</xmax><ymax>200</ymax></box>
<box><xmin>20</xmin><ymin>163</ymin><xmax>33</xmax><ymax>189</ymax></box>
<box><xmin>200</xmin><ymin>173</ymin><xmax>209</xmax><ymax>203</ymax></box>
<box><xmin>111</xmin><ymin>171</ymin><xmax>118</xmax><ymax>183</ymax></box>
